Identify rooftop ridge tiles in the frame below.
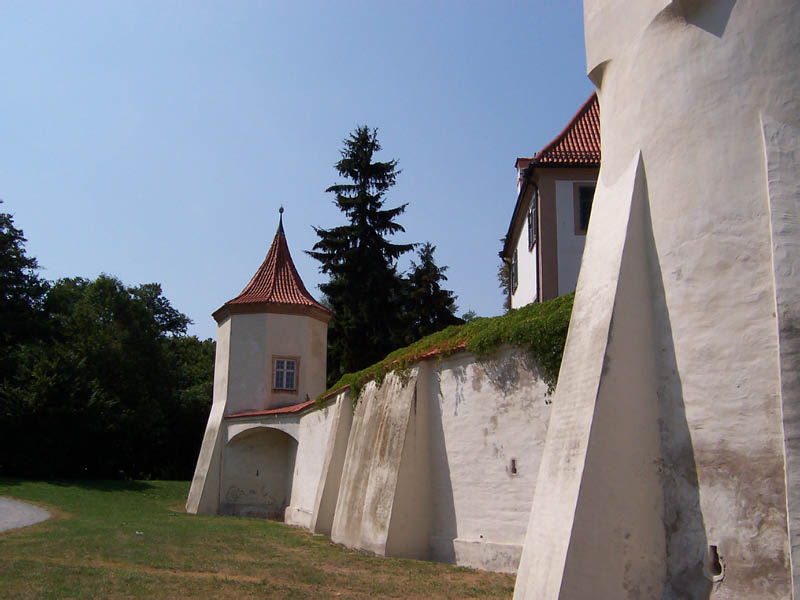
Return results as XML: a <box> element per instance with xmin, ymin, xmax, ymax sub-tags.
<box><xmin>533</xmin><ymin>92</ymin><xmax>601</xmax><ymax>166</ymax></box>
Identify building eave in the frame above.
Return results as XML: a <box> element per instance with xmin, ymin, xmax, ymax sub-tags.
<box><xmin>212</xmin><ymin>301</ymin><xmax>333</xmax><ymax>324</ymax></box>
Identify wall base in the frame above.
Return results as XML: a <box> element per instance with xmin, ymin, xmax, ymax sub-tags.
<box><xmin>430</xmin><ymin>537</ymin><xmax>522</xmax><ymax>574</ymax></box>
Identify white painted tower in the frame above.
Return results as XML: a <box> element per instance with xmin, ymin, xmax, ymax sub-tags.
<box><xmin>186</xmin><ymin>210</ymin><xmax>331</xmax><ymax>516</ymax></box>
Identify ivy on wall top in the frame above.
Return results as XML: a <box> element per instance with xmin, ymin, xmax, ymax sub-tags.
<box><xmin>318</xmin><ymin>293</ymin><xmax>574</xmax><ymax>405</ymax></box>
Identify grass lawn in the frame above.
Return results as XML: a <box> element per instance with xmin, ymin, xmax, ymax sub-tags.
<box><xmin>0</xmin><ymin>479</ymin><xmax>514</xmax><ymax>599</ymax></box>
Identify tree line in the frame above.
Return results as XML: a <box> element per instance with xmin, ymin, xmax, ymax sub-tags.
<box><xmin>0</xmin><ymin>204</ymin><xmax>214</xmax><ymax>479</ymax></box>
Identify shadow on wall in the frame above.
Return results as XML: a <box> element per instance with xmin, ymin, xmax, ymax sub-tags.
<box><xmin>647</xmin><ymin>196</ymin><xmax>714</xmax><ymax>599</ymax></box>
<box><xmin>429</xmin><ymin>377</ymin><xmax>458</xmax><ymax>563</ymax></box>
<box><xmin>219</xmin><ymin>427</ymin><xmax>298</xmax><ymax>519</ymax></box>
<box><xmin>656</xmin><ymin>0</ymin><xmax>738</xmax><ymax>38</ymax></box>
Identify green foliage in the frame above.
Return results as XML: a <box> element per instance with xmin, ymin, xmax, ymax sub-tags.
<box><xmin>320</xmin><ymin>293</ymin><xmax>574</xmax><ymax>404</ymax></box>
<box><xmin>308</xmin><ymin>126</ymin><xmax>414</xmax><ymax>386</ymax></box>
<box><xmin>309</xmin><ymin>128</ymin><xmax>463</xmax><ymax>387</ymax></box>
<box><xmin>402</xmin><ymin>242</ymin><xmax>462</xmax><ymax>345</ymax></box>
<box><xmin>461</xmin><ymin>310</ymin><xmax>478</xmax><ymax>323</ymax></box>
<box><xmin>0</xmin><ymin>207</ymin><xmax>215</xmax><ymax>480</ymax></box>
<box><xmin>0</xmin><ymin>479</ymin><xmax>514</xmax><ymax>599</ymax></box>
<box><xmin>0</xmin><ymin>274</ymin><xmax>215</xmax><ymax>479</ymax></box>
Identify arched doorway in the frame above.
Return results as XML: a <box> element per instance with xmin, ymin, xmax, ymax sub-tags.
<box><xmin>219</xmin><ymin>427</ymin><xmax>298</xmax><ymax>519</ymax></box>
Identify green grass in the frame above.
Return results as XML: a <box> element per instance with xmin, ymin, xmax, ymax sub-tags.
<box><xmin>321</xmin><ymin>293</ymin><xmax>574</xmax><ymax>403</ymax></box>
<box><xmin>0</xmin><ymin>479</ymin><xmax>514</xmax><ymax>599</ymax></box>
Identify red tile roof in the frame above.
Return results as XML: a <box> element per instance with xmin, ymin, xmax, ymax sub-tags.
<box><xmin>225</xmin><ymin>398</ymin><xmax>319</xmax><ymax>419</ymax></box>
<box><xmin>531</xmin><ymin>93</ymin><xmax>600</xmax><ymax>166</ymax></box>
<box><xmin>213</xmin><ymin>214</ymin><xmax>332</xmax><ymax>323</ymax></box>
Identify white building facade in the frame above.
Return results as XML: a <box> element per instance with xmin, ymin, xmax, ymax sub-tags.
<box><xmin>186</xmin><ymin>212</ymin><xmax>333</xmax><ymax>522</ymax></box>
<box><xmin>502</xmin><ymin>94</ymin><xmax>600</xmax><ymax>308</ymax></box>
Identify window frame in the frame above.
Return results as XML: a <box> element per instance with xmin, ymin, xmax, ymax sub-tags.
<box><xmin>272</xmin><ymin>356</ymin><xmax>300</xmax><ymax>393</ymax></box>
<box><xmin>573</xmin><ymin>183</ymin><xmax>596</xmax><ymax>235</ymax></box>
<box><xmin>527</xmin><ymin>190</ymin><xmax>538</xmax><ymax>250</ymax></box>
<box><xmin>511</xmin><ymin>249</ymin><xmax>519</xmax><ymax>294</ymax></box>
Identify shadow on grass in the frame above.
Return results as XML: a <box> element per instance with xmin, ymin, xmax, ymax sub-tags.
<box><xmin>0</xmin><ymin>478</ymin><xmax>156</xmax><ymax>492</ymax></box>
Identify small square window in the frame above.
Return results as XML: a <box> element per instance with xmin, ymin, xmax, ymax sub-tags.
<box><xmin>274</xmin><ymin>358</ymin><xmax>297</xmax><ymax>391</ymax></box>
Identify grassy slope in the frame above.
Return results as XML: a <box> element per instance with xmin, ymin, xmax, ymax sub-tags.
<box><xmin>323</xmin><ymin>293</ymin><xmax>574</xmax><ymax>402</ymax></box>
<box><xmin>0</xmin><ymin>479</ymin><xmax>513</xmax><ymax>599</ymax></box>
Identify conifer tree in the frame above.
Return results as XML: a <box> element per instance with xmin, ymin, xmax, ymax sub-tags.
<box><xmin>403</xmin><ymin>242</ymin><xmax>462</xmax><ymax>344</ymax></box>
<box><xmin>308</xmin><ymin>126</ymin><xmax>413</xmax><ymax>385</ymax></box>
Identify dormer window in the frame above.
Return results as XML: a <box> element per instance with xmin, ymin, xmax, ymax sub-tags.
<box><xmin>273</xmin><ymin>357</ymin><xmax>298</xmax><ymax>392</ymax></box>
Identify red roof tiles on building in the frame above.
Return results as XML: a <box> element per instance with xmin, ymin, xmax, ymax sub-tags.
<box><xmin>212</xmin><ymin>215</ymin><xmax>332</xmax><ymax>323</ymax></box>
<box><xmin>225</xmin><ymin>397</ymin><xmax>319</xmax><ymax>419</ymax></box>
<box><xmin>531</xmin><ymin>93</ymin><xmax>600</xmax><ymax>166</ymax></box>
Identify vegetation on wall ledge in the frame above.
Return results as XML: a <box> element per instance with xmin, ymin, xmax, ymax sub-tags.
<box><xmin>319</xmin><ymin>292</ymin><xmax>574</xmax><ymax>404</ymax></box>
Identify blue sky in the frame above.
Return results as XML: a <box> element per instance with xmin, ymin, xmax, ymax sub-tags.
<box><xmin>2</xmin><ymin>1</ymin><xmax>593</xmax><ymax>340</ymax></box>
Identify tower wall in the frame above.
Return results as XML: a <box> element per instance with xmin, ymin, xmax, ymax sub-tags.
<box><xmin>515</xmin><ymin>1</ymin><xmax>800</xmax><ymax>598</ymax></box>
<box><xmin>225</xmin><ymin>311</ymin><xmax>328</xmax><ymax>414</ymax></box>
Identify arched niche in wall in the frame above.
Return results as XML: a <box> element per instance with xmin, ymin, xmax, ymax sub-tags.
<box><xmin>219</xmin><ymin>427</ymin><xmax>298</xmax><ymax>520</ymax></box>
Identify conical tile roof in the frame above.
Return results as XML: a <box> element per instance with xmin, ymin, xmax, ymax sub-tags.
<box><xmin>212</xmin><ymin>213</ymin><xmax>332</xmax><ymax>323</ymax></box>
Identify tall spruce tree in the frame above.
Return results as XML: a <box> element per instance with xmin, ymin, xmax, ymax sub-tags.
<box><xmin>308</xmin><ymin>126</ymin><xmax>413</xmax><ymax>385</ymax></box>
<box><xmin>403</xmin><ymin>242</ymin><xmax>462</xmax><ymax>344</ymax></box>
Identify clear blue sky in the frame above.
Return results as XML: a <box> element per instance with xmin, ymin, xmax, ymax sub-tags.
<box><xmin>2</xmin><ymin>1</ymin><xmax>593</xmax><ymax>341</ymax></box>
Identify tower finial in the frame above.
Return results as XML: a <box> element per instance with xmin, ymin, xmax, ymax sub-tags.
<box><xmin>277</xmin><ymin>205</ymin><xmax>285</xmax><ymax>235</ymax></box>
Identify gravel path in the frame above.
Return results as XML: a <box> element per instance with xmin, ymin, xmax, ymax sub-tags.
<box><xmin>0</xmin><ymin>497</ymin><xmax>51</xmax><ymax>533</ymax></box>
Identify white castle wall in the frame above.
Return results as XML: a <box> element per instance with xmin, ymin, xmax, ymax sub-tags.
<box><xmin>429</xmin><ymin>349</ymin><xmax>551</xmax><ymax>573</ymax></box>
<box><xmin>284</xmin><ymin>402</ymin><xmax>339</xmax><ymax>528</ymax></box>
<box><xmin>328</xmin><ymin>369</ymin><xmax>429</xmax><ymax>558</ymax></box>
<box><xmin>312</xmin><ymin>347</ymin><xmax>552</xmax><ymax>573</ymax></box>
<box><xmin>186</xmin><ymin>395</ymin><xmax>339</xmax><ymax>522</ymax></box>
<box><xmin>515</xmin><ymin>1</ymin><xmax>800</xmax><ymax>598</ymax></box>
<box><xmin>189</xmin><ymin>325</ymin><xmax>554</xmax><ymax>574</ymax></box>
<box><xmin>510</xmin><ymin>218</ymin><xmax>538</xmax><ymax>309</ymax></box>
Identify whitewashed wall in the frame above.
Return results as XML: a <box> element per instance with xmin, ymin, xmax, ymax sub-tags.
<box><xmin>226</xmin><ymin>312</ymin><xmax>328</xmax><ymax>414</ymax></box>
<box><xmin>284</xmin><ymin>401</ymin><xmax>339</xmax><ymax>528</ymax></box>
<box><xmin>187</xmin><ymin>398</ymin><xmax>337</xmax><ymax>521</ymax></box>
<box><xmin>219</xmin><ymin>427</ymin><xmax>298</xmax><ymax>518</ymax></box>
<box><xmin>516</xmin><ymin>1</ymin><xmax>800</xmax><ymax>597</ymax></box>
<box><xmin>429</xmin><ymin>348</ymin><xmax>551</xmax><ymax>573</ymax></box>
<box><xmin>192</xmin><ymin>344</ymin><xmax>553</xmax><ymax>576</ymax></box>
<box><xmin>315</xmin><ymin>347</ymin><xmax>552</xmax><ymax>574</ymax></box>
<box><xmin>510</xmin><ymin>221</ymin><xmax>538</xmax><ymax>309</ymax></box>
